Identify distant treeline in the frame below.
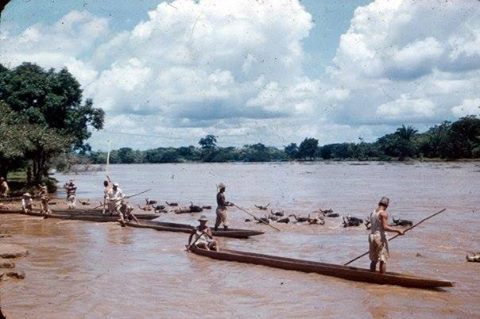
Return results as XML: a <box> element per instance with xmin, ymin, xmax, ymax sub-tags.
<box><xmin>86</xmin><ymin>116</ymin><xmax>480</xmax><ymax>164</ymax></box>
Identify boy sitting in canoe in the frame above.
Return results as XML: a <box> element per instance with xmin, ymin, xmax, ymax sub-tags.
<box><xmin>369</xmin><ymin>197</ymin><xmax>404</xmax><ymax>273</ymax></box>
<box><xmin>187</xmin><ymin>215</ymin><xmax>219</xmax><ymax>251</ymax></box>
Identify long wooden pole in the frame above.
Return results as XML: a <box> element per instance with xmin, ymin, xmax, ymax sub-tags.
<box><xmin>234</xmin><ymin>204</ymin><xmax>281</xmax><ymax>232</ymax></box>
<box><xmin>344</xmin><ymin>208</ymin><xmax>447</xmax><ymax>266</ymax></box>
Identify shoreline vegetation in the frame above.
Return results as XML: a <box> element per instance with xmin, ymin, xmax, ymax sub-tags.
<box><xmin>84</xmin><ymin>116</ymin><xmax>480</xmax><ymax>165</ymax></box>
<box><xmin>1</xmin><ymin>62</ymin><xmax>480</xmax><ymax>192</ymax></box>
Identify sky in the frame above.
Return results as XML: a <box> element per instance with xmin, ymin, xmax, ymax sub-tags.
<box><xmin>1</xmin><ymin>0</ymin><xmax>480</xmax><ymax>151</ymax></box>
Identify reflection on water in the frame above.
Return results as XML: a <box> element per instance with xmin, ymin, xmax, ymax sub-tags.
<box><xmin>1</xmin><ymin>162</ymin><xmax>479</xmax><ymax>318</ymax></box>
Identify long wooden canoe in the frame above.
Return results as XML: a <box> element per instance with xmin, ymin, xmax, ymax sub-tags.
<box><xmin>125</xmin><ymin>220</ymin><xmax>264</xmax><ymax>238</ymax></box>
<box><xmin>0</xmin><ymin>208</ymin><xmax>158</xmax><ymax>222</ymax></box>
<box><xmin>0</xmin><ymin>196</ymin><xmax>22</xmax><ymax>202</ymax></box>
<box><xmin>189</xmin><ymin>246</ymin><xmax>454</xmax><ymax>289</ymax></box>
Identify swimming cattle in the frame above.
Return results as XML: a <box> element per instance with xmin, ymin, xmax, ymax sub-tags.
<box><xmin>342</xmin><ymin>216</ymin><xmax>363</xmax><ymax>227</ymax></box>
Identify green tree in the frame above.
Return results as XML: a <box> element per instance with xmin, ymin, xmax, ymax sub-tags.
<box><xmin>378</xmin><ymin>125</ymin><xmax>418</xmax><ymax>160</ymax></box>
<box><xmin>440</xmin><ymin>116</ymin><xmax>480</xmax><ymax>159</ymax></box>
<box><xmin>297</xmin><ymin>138</ymin><xmax>318</xmax><ymax>160</ymax></box>
<box><xmin>198</xmin><ymin>134</ymin><xmax>217</xmax><ymax>149</ymax></box>
<box><xmin>284</xmin><ymin>143</ymin><xmax>298</xmax><ymax>160</ymax></box>
<box><xmin>0</xmin><ymin>63</ymin><xmax>104</xmax><ymax>180</ymax></box>
<box><xmin>0</xmin><ymin>102</ymin><xmax>29</xmax><ymax>177</ymax></box>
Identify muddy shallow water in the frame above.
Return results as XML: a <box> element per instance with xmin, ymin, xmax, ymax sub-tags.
<box><xmin>1</xmin><ymin>162</ymin><xmax>479</xmax><ymax>318</ymax></box>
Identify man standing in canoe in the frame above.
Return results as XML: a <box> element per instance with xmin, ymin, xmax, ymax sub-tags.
<box><xmin>65</xmin><ymin>179</ymin><xmax>77</xmax><ymax>209</ymax></box>
<box><xmin>108</xmin><ymin>183</ymin><xmax>125</xmax><ymax>218</ymax></box>
<box><xmin>369</xmin><ymin>197</ymin><xmax>404</xmax><ymax>273</ymax></box>
<box><xmin>214</xmin><ymin>183</ymin><xmax>233</xmax><ymax>231</ymax></box>
<box><xmin>187</xmin><ymin>215</ymin><xmax>218</xmax><ymax>251</ymax></box>
<box><xmin>0</xmin><ymin>177</ymin><xmax>9</xmax><ymax>197</ymax></box>
<box><xmin>39</xmin><ymin>184</ymin><xmax>50</xmax><ymax>217</ymax></box>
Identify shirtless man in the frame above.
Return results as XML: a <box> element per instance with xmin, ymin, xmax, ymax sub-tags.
<box><xmin>187</xmin><ymin>215</ymin><xmax>218</xmax><ymax>251</ymax></box>
<box><xmin>214</xmin><ymin>183</ymin><xmax>234</xmax><ymax>231</ymax></box>
<box><xmin>368</xmin><ymin>197</ymin><xmax>404</xmax><ymax>273</ymax></box>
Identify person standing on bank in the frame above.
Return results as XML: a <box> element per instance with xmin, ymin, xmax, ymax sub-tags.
<box><xmin>369</xmin><ymin>196</ymin><xmax>404</xmax><ymax>274</ymax></box>
<box><xmin>214</xmin><ymin>183</ymin><xmax>233</xmax><ymax>231</ymax></box>
<box><xmin>0</xmin><ymin>177</ymin><xmax>9</xmax><ymax>197</ymax></box>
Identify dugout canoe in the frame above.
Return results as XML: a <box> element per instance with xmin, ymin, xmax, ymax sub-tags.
<box><xmin>125</xmin><ymin>220</ymin><xmax>264</xmax><ymax>238</ymax></box>
<box><xmin>0</xmin><ymin>196</ymin><xmax>22</xmax><ymax>202</ymax></box>
<box><xmin>0</xmin><ymin>208</ymin><xmax>158</xmax><ymax>222</ymax></box>
<box><xmin>189</xmin><ymin>246</ymin><xmax>454</xmax><ymax>289</ymax></box>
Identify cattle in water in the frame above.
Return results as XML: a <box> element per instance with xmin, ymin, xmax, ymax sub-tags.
<box><xmin>392</xmin><ymin>217</ymin><xmax>413</xmax><ymax>227</ymax></box>
<box><xmin>145</xmin><ymin>198</ymin><xmax>157</xmax><ymax>205</ymax></box>
<box><xmin>343</xmin><ymin>216</ymin><xmax>363</xmax><ymax>227</ymax></box>
<box><xmin>138</xmin><ymin>204</ymin><xmax>152</xmax><ymax>211</ymax></box>
<box><xmin>467</xmin><ymin>253</ymin><xmax>480</xmax><ymax>262</ymax></box>
<box><xmin>276</xmin><ymin>217</ymin><xmax>290</xmax><ymax>224</ymax></box>
<box><xmin>154</xmin><ymin>205</ymin><xmax>167</xmax><ymax>213</ymax></box>
<box><xmin>165</xmin><ymin>201</ymin><xmax>178</xmax><ymax>207</ymax></box>
<box><xmin>316</xmin><ymin>208</ymin><xmax>339</xmax><ymax>218</ymax></box>
<box><xmin>271</xmin><ymin>210</ymin><xmax>285</xmax><ymax>217</ymax></box>
<box><xmin>289</xmin><ymin>214</ymin><xmax>309</xmax><ymax>223</ymax></box>
<box><xmin>189</xmin><ymin>202</ymin><xmax>203</xmax><ymax>213</ymax></box>
<box><xmin>307</xmin><ymin>214</ymin><xmax>325</xmax><ymax>225</ymax></box>
<box><xmin>255</xmin><ymin>203</ymin><xmax>270</xmax><ymax>210</ymax></box>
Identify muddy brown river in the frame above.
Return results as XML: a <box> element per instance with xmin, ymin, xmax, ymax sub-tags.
<box><xmin>1</xmin><ymin>162</ymin><xmax>479</xmax><ymax>318</ymax></box>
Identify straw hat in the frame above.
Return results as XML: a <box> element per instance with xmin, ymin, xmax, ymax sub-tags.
<box><xmin>23</xmin><ymin>193</ymin><xmax>31</xmax><ymax>197</ymax></box>
<box><xmin>218</xmin><ymin>183</ymin><xmax>226</xmax><ymax>189</ymax></box>
<box><xmin>198</xmin><ymin>215</ymin><xmax>208</xmax><ymax>222</ymax></box>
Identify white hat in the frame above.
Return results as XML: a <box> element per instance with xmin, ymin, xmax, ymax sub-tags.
<box><xmin>218</xmin><ymin>183</ymin><xmax>226</xmax><ymax>189</ymax></box>
<box><xmin>113</xmin><ymin>183</ymin><xmax>119</xmax><ymax>187</ymax></box>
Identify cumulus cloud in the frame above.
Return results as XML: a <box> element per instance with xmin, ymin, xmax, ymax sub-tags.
<box><xmin>328</xmin><ymin>0</ymin><xmax>480</xmax><ymax>126</ymax></box>
<box><xmin>452</xmin><ymin>98</ymin><xmax>480</xmax><ymax>117</ymax></box>
<box><xmin>1</xmin><ymin>0</ymin><xmax>480</xmax><ymax>148</ymax></box>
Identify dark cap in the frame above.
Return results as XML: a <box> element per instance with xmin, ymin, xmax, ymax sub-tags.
<box><xmin>379</xmin><ymin>196</ymin><xmax>390</xmax><ymax>207</ymax></box>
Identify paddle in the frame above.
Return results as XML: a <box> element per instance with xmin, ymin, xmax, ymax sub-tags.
<box><xmin>124</xmin><ymin>189</ymin><xmax>151</xmax><ymax>200</ymax></box>
<box><xmin>185</xmin><ymin>230</ymin><xmax>208</xmax><ymax>251</ymax></box>
<box><xmin>234</xmin><ymin>204</ymin><xmax>281</xmax><ymax>232</ymax></box>
<box><xmin>344</xmin><ymin>208</ymin><xmax>447</xmax><ymax>266</ymax></box>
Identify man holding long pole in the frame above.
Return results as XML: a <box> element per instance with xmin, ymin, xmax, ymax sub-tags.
<box><xmin>214</xmin><ymin>183</ymin><xmax>233</xmax><ymax>231</ymax></box>
<box><xmin>368</xmin><ymin>196</ymin><xmax>404</xmax><ymax>274</ymax></box>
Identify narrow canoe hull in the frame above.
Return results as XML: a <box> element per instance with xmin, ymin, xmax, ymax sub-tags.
<box><xmin>0</xmin><ymin>209</ymin><xmax>158</xmax><ymax>222</ymax></box>
<box><xmin>125</xmin><ymin>220</ymin><xmax>264</xmax><ymax>238</ymax></box>
<box><xmin>189</xmin><ymin>246</ymin><xmax>454</xmax><ymax>289</ymax></box>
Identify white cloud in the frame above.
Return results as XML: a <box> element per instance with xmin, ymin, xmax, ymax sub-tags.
<box><xmin>451</xmin><ymin>98</ymin><xmax>480</xmax><ymax>117</ymax></box>
<box><xmin>329</xmin><ymin>0</ymin><xmax>480</xmax><ymax>127</ymax></box>
<box><xmin>2</xmin><ymin>0</ymin><xmax>480</xmax><ymax>149</ymax></box>
<box><xmin>377</xmin><ymin>96</ymin><xmax>435</xmax><ymax>120</ymax></box>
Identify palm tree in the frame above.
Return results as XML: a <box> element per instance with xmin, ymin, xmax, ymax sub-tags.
<box><xmin>395</xmin><ymin>125</ymin><xmax>418</xmax><ymax>141</ymax></box>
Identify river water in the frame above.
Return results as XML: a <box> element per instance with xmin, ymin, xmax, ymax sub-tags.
<box><xmin>1</xmin><ymin>162</ymin><xmax>479</xmax><ymax>318</ymax></box>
